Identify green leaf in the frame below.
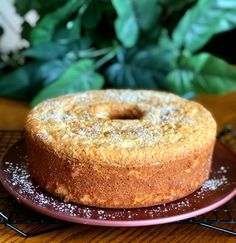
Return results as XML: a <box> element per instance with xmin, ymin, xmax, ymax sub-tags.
<box><xmin>14</xmin><ymin>0</ymin><xmax>41</xmax><ymax>16</ymax></box>
<box><xmin>112</xmin><ymin>0</ymin><xmax>161</xmax><ymax>47</ymax></box>
<box><xmin>82</xmin><ymin>1</ymin><xmax>102</xmax><ymax>29</ymax></box>
<box><xmin>53</xmin><ymin>17</ymin><xmax>81</xmax><ymax>43</ymax></box>
<box><xmin>0</xmin><ymin>58</ymin><xmax>74</xmax><ymax>101</ymax></box>
<box><xmin>25</xmin><ymin>38</ymin><xmax>91</xmax><ymax>62</ymax></box>
<box><xmin>66</xmin><ymin>17</ymin><xmax>81</xmax><ymax>39</ymax></box>
<box><xmin>31</xmin><ymin>59</ymin><xmax>104</xmax><ymax>106</ymax></box>
<box><xmin>105</xmin><ymin>46</ymin><xmax>174</xmax><ymax>89</ymax></box>
<box><xmin>159</xmin><ymin>0</ymin><xmax>194</xmax><ymax>14</ymax></box>
<box><xmin>132</xmin><ymin>0</ymin><xmax>162</xmax><ymax>32</ymax></box>
<box><xmin>112</xmin><ymin>0</ymin><xmax>139</xmax><ymax>48</ymax></box>
<box><xmin>157</xmin><ymin>30</ymin><xmax>180</xmax><ymax>66</ymax></box>
<box><xmin>0</xmin><ymin>60</ymin><xmax>6</xmax><ymax>70</ymax></box>
<box><xmin>24</xmin><ymin>42</ymin><xmax>69</xmax><ymax>60</ymax></box>
<box><xmin>173</xmin><ymin>0</ymin><xmax>236</xmax><ymax>52</ymax></box>
<box><xmin>34</xmin><ymin>59</ymin><xmax>73</xmax><ymax>86</ymax></box>
<box><xmin>0</xmin><ymin>62</ymin><xmax>43</xmax><ymax>101</ymax></box>
<box><xmin>159</xmin><ymin>0</ymin><xmax>195</xmax><ymax>33</ymax></box>
<box><xmin>30</xmin><ymin>0</ymin><xmax>84</xmax><ymax>46</ymax></box>
<box><xmin>164</xmin><ymin>53</ymin><xmax>236</xmax><ymax>95</ymax></box>
<box><xmin>14</xmin><ymin>0</ymin><xmax>67</xmax><ymax>17</ymax></box>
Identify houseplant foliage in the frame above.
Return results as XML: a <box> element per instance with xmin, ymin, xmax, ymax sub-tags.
<box><xmin>1</xmin><ymin>0</ymin><xmax>236</xmax><ymax>106</ymax></box>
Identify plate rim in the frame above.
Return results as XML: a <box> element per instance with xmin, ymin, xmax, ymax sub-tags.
<box><xmin>0</xmin><ymin>139</ymin><xmax>235</xmax><ymax>227</ymax></box>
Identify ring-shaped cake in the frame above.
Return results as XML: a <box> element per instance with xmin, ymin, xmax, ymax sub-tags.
<box><xmin>25</xmin><ymin>90</ymin><xmax>216</xmax><ymax>208</ymax></box>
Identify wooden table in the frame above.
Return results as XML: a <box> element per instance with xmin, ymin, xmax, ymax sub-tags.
<box><xmin>0</xmin><ymin>93</ymin><xmax>236</xmax><ymax>242</ymax></box>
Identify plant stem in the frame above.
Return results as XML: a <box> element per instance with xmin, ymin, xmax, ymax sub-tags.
<box><xmin>94</xmin><ymin>46</ymin><xmax>120</xmax><ymax>70</ymax></box>
<box><xmin>78</xmin><ymin>47</ymin><xmax>113</xmax><ymax>58</ymax></box>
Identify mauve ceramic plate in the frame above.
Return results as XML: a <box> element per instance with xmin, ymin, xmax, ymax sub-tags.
<box><xmin>0</xmin><ymin>140</ymin><xmax>235</xmax><ymax>227</ymax></box>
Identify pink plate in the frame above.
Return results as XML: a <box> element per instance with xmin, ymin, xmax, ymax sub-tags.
<box><xmin>0</xmin><ymin>140</ymin><xmax>235</xmax><ymax>227</ymax></box>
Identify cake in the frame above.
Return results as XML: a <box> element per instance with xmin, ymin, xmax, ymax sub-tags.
<box><xmin>25</xmin><ymin>90</ymin><xmax>217</xmax><ymax>208</ymax></box>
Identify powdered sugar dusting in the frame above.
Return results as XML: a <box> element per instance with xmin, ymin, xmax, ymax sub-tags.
<box><xmin>203</xmin><ymin>166</ymin><xmax>229</xmax><ymax>192</ymax></box>
<box><xmin>2</xmin><ymin>154</ymin><xmax>233</xmax><ymax>221</ymax></box>
<box><xmin>192</xmin><ymin>166</ymin><xmax>231</xmax><ymax>201</ymax></box>
<box><xmin>28</xmin><ymin>90</ymin><xmax>209</xmax><ymax>151</ymax></box>
<box><xmin>201</xmin><ymin>177</ymin><xmax>228</xmax><ymax>191</ymax></box>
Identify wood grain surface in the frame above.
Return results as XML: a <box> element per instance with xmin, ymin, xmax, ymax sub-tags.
<box><xmin>1</xmin><ymin>223</ymin><xmax>236</xmax><ymax>242</ymax></box>
<box><xmin>0</xmin><ymin>92</ymin><xmax>236</xmax><ymax>242</ymax></box>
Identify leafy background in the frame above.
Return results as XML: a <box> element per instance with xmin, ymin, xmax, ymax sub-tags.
<box><xmin>1</xmin><ymin>0</ymin><xmax>236</xmax><ymax>106</ymax></box>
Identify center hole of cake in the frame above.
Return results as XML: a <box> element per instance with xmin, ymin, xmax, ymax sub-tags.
<box><xmin>95</xmin><ymin>104</ymin><xmax>144</xmax><ymax>120</ymax></box>
<box><xmin>109</xmin><ymin>106</ymin><xmax>144</xmax><ymax>120</ymax></box>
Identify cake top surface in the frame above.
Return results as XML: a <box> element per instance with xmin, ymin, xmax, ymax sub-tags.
<box><xmin>26</xmin><ymin>90</ymin><xmax>216</xmax><ymax>166</ymax></box>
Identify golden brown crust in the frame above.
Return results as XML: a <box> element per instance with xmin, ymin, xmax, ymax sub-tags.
<box><xmin>25</xmin><ymin>90</ymin><xmax>217</xmax><ymax>208</ymax></box>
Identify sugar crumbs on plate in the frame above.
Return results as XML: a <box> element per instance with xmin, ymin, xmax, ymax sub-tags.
<box><xmin>3</xmin><ymin>158</ymin><xmax>231</xmax><ymax>221</ymax></box>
